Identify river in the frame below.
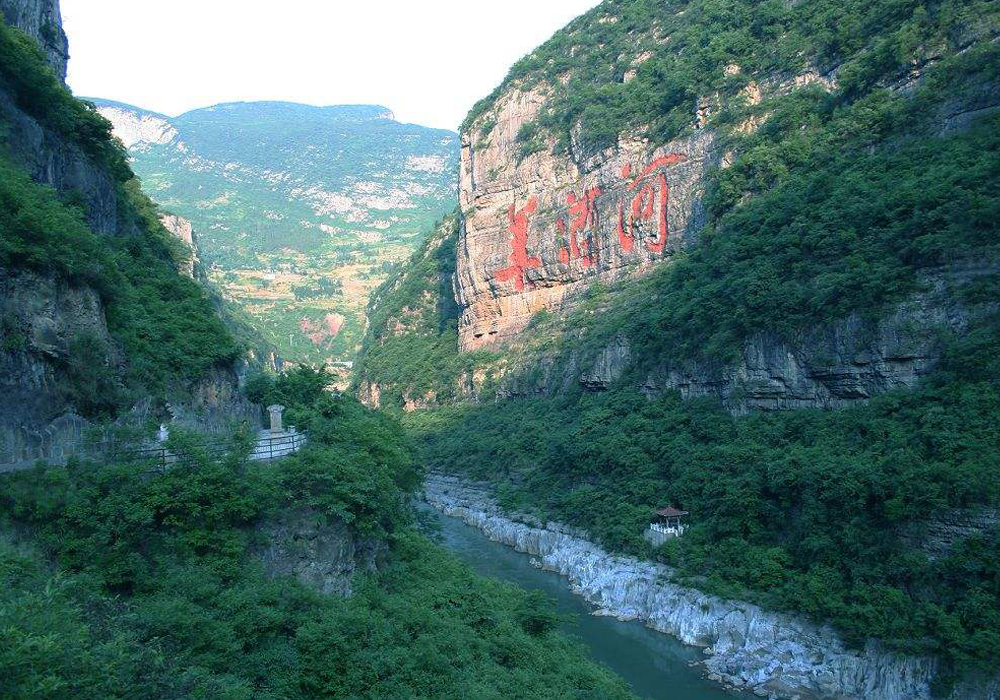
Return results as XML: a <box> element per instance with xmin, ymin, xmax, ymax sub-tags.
<box><xmin>427</xmin><ymin>506</ymin><xmax>743</xmax><ymax>700</ymax></box>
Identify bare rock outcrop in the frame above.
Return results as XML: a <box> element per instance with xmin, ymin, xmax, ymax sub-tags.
<box><xmin>0</xmin><ymin>267</ymin><xmax>122</xmax><ymax>466</ymax></box>
<box><xmin>425</xmin><ymin>473</ymin><xmax>1000</xmax><ymax>700</ymax></box>
<box><xmin>255</xmin><ymin>509</ymin><xmax>387</xmax><ymax>598</ymax></box>
<box><xmin>159</xmin><ymin>213</ymin><xmax>198</xmax><ymax>278</ymax></box>
<box><xmin>0</xmin><ymin>0</ymin><xmax>68</xmax><ymax>80</ymax></box>
<box><xmin>456</xmin><ymin>81</ymin><xmax>716</xmax><ymax>351</ymax></box>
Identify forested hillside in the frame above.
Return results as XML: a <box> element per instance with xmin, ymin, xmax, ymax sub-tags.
<box><xmin>0</xmin><ymin>369</ymin><xmax>632</xmax><ymax>698</ymax></box>
<box><xmin>94</xmin><ymin>99</ymin><xmax>459</xmax><ymax>367</ymax></box>
<box><xmin>356</xmin><ymin>0</ymin><xmax>1000</xmax><ymax>692</ymax></box>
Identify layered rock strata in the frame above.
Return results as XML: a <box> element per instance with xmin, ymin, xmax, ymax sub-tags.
<box><xmin>496</xmin><ymin>262</ymin><xmax>998</xmax><ymax>413</ymax></box>
<box><xmin>424</xmin><ymin>473</ymin><xmax>999</xmax><ymax>700</ymax></box>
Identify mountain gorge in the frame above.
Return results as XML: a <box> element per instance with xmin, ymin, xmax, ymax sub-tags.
<box><xmin>95</xmin><ymin>99</ymin><xmax>458</xmax><ymax>369</ymax></box>
<box><xmin>2</xmin><ymin>0</ymin><xmax>999</xmax><ymax>696</ymax></box>
<box><xmin>356</xmin><ymin>0</ymin><xmax>1000</xmax><ymax>696</ymax></box>
<box><xmin>0</xmin><ymin>4</ymin><xmax>641</xmax><ymax>697</ymax></box>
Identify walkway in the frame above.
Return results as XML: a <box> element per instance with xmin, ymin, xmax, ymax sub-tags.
<box><xmin>0</xmin><ymin>427</ymin><xmax>306</xmax><ymax>474</ymax></box>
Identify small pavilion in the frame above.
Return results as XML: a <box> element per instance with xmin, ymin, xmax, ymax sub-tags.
<box><xmin>645</xmin><ymin>506</ymin><xmax>688</xmax><ymax>544</ymax></box>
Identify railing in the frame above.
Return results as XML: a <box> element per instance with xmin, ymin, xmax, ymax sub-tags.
<box><xmin>649</xmin><ymin>523</ymin><xmax>685</xmax><ymax>537</ymax></box>
<box><xmin>249</xmin><ymin>431</ymin><xmax>308</xmax><ymax>462</ymax></box>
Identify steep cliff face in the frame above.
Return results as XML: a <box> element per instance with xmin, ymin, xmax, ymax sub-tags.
<box><xmin>0</xmin><ymin>0</ymin><xmax>67</xmax><ymax>79</ymax></box>
<box><xmin>457</xmin><ymin>102</ymin><xmax>714</xmax><ymax>350</ymax></box>
<box><xmin>432</xmin><ymin>1</ymin><xmax>1000</xmax><ymax>413</ymax></box>
<box><xmin>0</xmin><ymin>5</ymin><xmax>256</xmax><ymax>466</ymax></box>
<box><xmin>498</xmin><ymin>261</ymin><xmax>999</xmax><ymax>413</ymax></box>
<box><xmin>159</xmin><ymin>213</ymin><xmax>197</xmax><ymax>278</ymax></box>
<box><xmin>0</xmin><ymin>267</ymin><xmax>122</xmax><ymax>465</ymax></box>
<box><xmin>0</xmin><ymin>71</ymin><xmax>118</xmax><ymax>237</ymax></box>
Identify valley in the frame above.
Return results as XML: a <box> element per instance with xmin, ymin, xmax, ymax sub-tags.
<box><xmin>94</xmin><ymin>99</ymin><xmax>458</xmax><ymax>370</ymax></box>
<box><xmin>2</xmin><ymin>0</ymin><xmax>999</xmax><ymax>697</ymax></box>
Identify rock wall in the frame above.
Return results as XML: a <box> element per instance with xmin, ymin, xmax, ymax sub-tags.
<box><xmin>456</xmin><ymin>81</ymin><xmax>716</xmax><ymax>351</ymax></box>
<box><xmin>504</xmin><ymin>261</ymin><xmax>997</xmax><ymax>413</ymax></box>
<box><xmin>255</xmin><ymin>508</ymin><xmax>387</xmax><ymax>598</ymax></box>
<box><xmin>899</xmin><ymin>508</ymin><xmax>1000</xmax><ymax>561</ymax></box>
<box><xmin>0</xmin><ymin>1</ymin><xmax>259</xmax><ymax>465</ymax></box>
<box><xmin>424</xmin><ymin>473</ymin><xmax>999</xmax><ymax>700</ymax></box>
<box><xmin>0</xmin><ymin>1</ymin><xmax>118</xmax><ymax>236</ymax></box>
<box><xmin>0</xmin><ymin>267</ymin><xmax>122</xmax><ymax>466</ymax></box>
<box><xmin>159</xmin><ymin>213</ymin><xmax>198</xmax><ymax>278</ymax></box>
<box><xmin>0</xmin><ymin>0</ymin><xmax>68</xmax><ymax>80</ymax></box>
<box><xmin>447</xmin><ymin>16</ymin><xmax>1000</xmax><ymax>414</ymax></box>
<box><xmin>635</xmin><ymin>263</ymin><xmax>998</xmax><ymax>413</ymax></box>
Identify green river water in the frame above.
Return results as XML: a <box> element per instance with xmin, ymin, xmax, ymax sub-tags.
<box><xmin>429</xmin><ymin>507</ymin><xmax>743</xmax><ymax>700</ymax></box>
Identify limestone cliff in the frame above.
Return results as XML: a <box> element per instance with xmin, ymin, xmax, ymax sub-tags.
<box><xmin>457</xmin><ymin>103</ymin><xmax>714</xmax><ymax>350</ymax></box>
<box><xmin>0</xmin><ymin>3</ymin><xmax>259</xmax><ymax>467</ymax></box>
<box><xmin>431</xmin><ymin>2</ymin><xmax>1000</xmax><ymax>413</ymax></box>
<box><xmin>255</xmin><ymin>508</ymin><xmax>387</xmax><ymax>598</ymax></box>
<box><xmin>159</xmin><ymin>213</ymin><xmax>198</xmax><ymax>278</ymax></box>
<box><xmin>497</xmin><ymin>260</ymin><xmax>999</xmax><ymax>413</ymax></box>
<box><xmin>0</xmin><ymin>0</ymin><xmax>67</xmax><ymax>80</ymax></box>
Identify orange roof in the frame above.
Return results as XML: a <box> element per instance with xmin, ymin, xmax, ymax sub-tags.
<box><xmin>655</xmin><ymin>506</ymin><xmax>688</xmax><ymax>518</ymax></box>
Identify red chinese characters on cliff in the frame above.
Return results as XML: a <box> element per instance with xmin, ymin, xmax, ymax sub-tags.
<box><xmin>494</xmin><ymin>196</ymin><xmax>541</xmax><ymax>291</ymax></box>
<box><xmin>617</xmin><ymin>153</ymin><xmax>686</xmax><ymax>254</ymax></box>
<box><xmin>557</xmin><ymin>186</ymin><xmax>602</xmax><ymax>268</ymax></box>
<box><xmin>491</xmin><ymin>153</ymin><xmax>687</xmax><ymax>290</ymax></box>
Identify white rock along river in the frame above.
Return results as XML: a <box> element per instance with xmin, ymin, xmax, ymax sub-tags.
<box><xmin>424</xmin><ymin>473</ymin><xmax>999</xmax><ymax>700</ymax></box>
<box><xmin>421</xmin><ymin>491</ymin><xmax>746</xmax><ymax>699</ymax></box>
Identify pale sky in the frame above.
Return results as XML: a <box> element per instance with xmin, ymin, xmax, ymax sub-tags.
<box><xmin>61</xmin><ymin>0</ymin><xmax>599</xmax><ymax>131</ymax></box>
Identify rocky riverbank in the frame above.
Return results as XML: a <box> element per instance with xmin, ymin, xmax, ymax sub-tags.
<box><xmin>424</xmin><ymin>473</ymin><xmax>998</xmax><ymax>700</ymax></box>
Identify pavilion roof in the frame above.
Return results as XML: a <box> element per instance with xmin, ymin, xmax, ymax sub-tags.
<box><xmin>655</xmin><ymin>506</ymin><xmax>688</xmax><ymax>518</ymax></box>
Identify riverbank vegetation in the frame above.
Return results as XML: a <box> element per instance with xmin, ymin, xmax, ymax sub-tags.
<box><xmin>412</xmin><ymin>305</ymin><xmax>1000</xmax><ymax>683</ymax></box>
<box><xmin>0</xmin><ymin>369</ymin><xmax>633</xmax><ymax>698</ymax></box>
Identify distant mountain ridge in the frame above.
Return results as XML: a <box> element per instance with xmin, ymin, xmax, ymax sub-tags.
<box><xmin>93</xmin><ymin>98</ymin><xmax>459</xmax><ymax>368</ymax></box>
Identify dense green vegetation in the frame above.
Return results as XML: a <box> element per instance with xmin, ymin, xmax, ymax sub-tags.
<box><xmin>0</xmin><ymin>16</ymin><xmax>240</xmax><ymax>414</ymax></box>
<box><xmin>401</xmin><ymin>100</ymin><xmax>1000</xmax><ymax>681</ymax></box>
<box><xmin>369</xmin><ymin>0</ymin><xmax>1000</xmax><ymax>401</ymax></box>
<box><xmin>355</xmin><ymin>2</ymin><xmax>1000</xmax><ymax>691</ymax></box>
<box><xmin>465</xmin><ymin>0</ymin><xmax>998</xmax><ymax>151</ymax></box>
<box><xmin>352</xmin><ymin>213</ymin><xmax>496</xmax><ymax>408</ymax></box>
<box><xmin>414</xmin><ymin>305</ymin><xmax>1000</xmax><ymax>682</ymax></box>
<box><xmin>0</xmin><ymin>18</ymin><xmax>128</xmax><ymax>177</ymax></box>
<box><xmin>0</xmin><ymin>370</ymin><xmax>631</xmax><ymax>698</ymax></box>
<box><xmin>0</xmin><ymin>154</ymin><xmax>116</xmax><ymax>292</ymax></box>
<box><xmin>550</xmin><ymin>106</ymin><xmax>1000</xmax><ymax>373</ymax></box>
